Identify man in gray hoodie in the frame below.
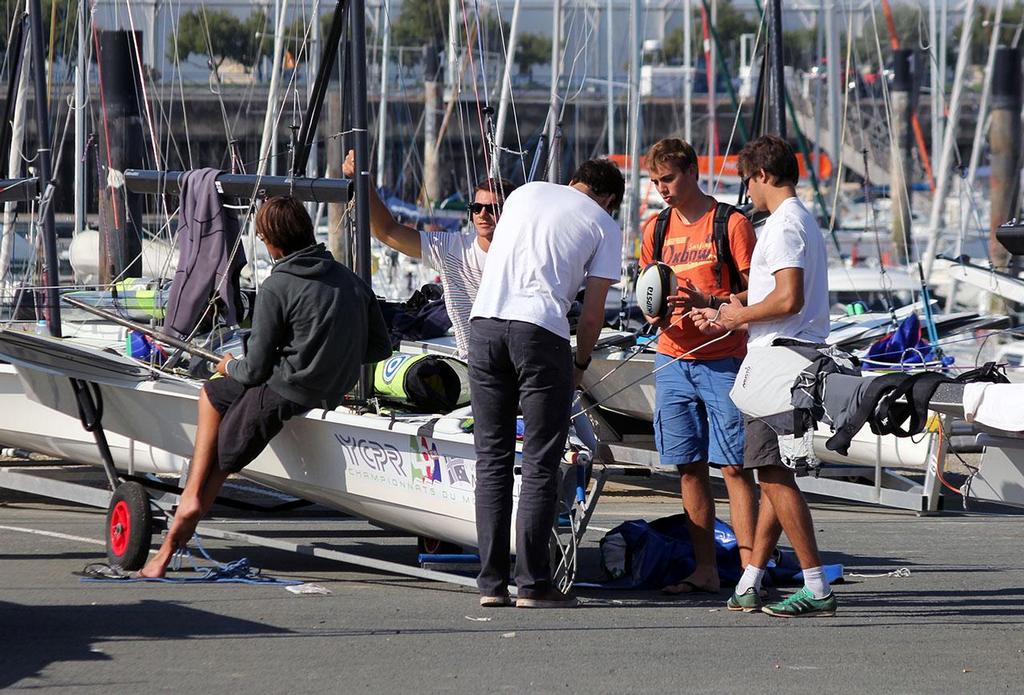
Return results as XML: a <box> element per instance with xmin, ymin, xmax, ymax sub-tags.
<box><xmin>140</xmin><ymin>196</ymin><xmax>391</xmax><ymax>578</ymax></box>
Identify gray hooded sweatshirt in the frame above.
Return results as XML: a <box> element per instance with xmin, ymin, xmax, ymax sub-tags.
<box><xmin>226</xmin><ymin>243</ymin><xmax>391</xmax><ymax>409</ymax></box>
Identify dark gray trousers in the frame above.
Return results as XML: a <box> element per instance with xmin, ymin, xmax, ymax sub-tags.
<box><xmin>468</xmin><ymin>318</ymin><xmax>574</xmax><ymax>598</ymax></box>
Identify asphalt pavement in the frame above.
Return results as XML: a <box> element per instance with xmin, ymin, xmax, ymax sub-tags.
<box><xmin>2</xmin><ymin>470</ymin><xmax>1022</xmax><ymax>693</ymax></box>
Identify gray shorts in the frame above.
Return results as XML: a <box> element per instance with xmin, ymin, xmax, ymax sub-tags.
<box><xmin>742</xmin><ymin>416</ymin><xmax>784</xmax><ymax>469</ymax></box>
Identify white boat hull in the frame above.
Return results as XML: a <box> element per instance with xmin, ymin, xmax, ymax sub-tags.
<box><xmin>0</xmin><ymin>362</ymin><xmax>187</xmax><ymax>475</ymax></box>
<box><xmin>1</xmin><ymin>330</ymin><xmax>534</xmax><ymax>550</ymax></box>
<box><xmin>582</xmin><ymin>346</ymin><xmax>937</xmax><ymax>469</ymax></box>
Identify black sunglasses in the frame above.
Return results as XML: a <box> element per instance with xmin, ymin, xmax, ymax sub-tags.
<box><xmin>468</xmin><ymin>202</ymin><xmax>501</xmax><ymax>216</ymax></box>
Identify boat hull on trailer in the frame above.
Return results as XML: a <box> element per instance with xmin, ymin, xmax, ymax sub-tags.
<box><xmin>0</xmin><ymin>362</ymin><xmax>186</xmax><ymax>475</ymax></box>
<box><xmin>0</xmin><ymin>329</ymin><xmax>526</xmax><ymax>550</ymax></box>
<box><xmin>582</xmin><ymin>342</ymin><xmax>938</xmax><ymax>469</ymax></box>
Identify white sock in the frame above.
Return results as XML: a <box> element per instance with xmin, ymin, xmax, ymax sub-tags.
<box><xmin>735</xmin><ymin>565</ymin><xmax>765</xmax><ymax>595</ymax></box>
<box><xmin>802</xmin><ymin>566</ymin><xmax>830</xmax><ymax>599</ymax></box>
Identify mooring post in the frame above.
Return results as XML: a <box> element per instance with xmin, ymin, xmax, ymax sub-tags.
<box><xmin>890</xmin><ymin>48</ymin><xmax>914</xmax><ymax>264</ymax></box>
<box><xmin>989</xmin><ymin>46</ymin><xmax>1021</xmax><ymax>277</ymax></box>
<box><xmin>422</xmin><ymin>45</ymin><xmax>443</xmax><ymax>206</ymax></box>
<box><xmin>96</xmin><ymin>30</ymin><xmax>145</xmax><ymax>284</ymax></box>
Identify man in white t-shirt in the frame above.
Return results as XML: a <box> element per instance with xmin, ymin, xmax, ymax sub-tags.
<box><xmin>343</xmin><ymin>149</ymin><xmax>516</xmax><ymax>358</ymax></box>
<box><xmin>469</xmin><ymin>159</ymin><xmax>625</xmax><ymax>609</ymax></box>
<box><xmin>693</xmin><ymin>135</ymin><xmax>837</xmax><ymax>618</ymax></box>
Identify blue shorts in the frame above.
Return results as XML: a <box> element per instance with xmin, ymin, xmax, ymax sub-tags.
<box><xmin>653</xmin><ymin>354</ymin><xmax>745</xmax><ymax>468</ymax></box>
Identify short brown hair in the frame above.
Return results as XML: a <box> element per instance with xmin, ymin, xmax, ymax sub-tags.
<box><xmin>474</xmin><ymin>177</ymin><xmax>517</xmax><ymax>202</ymax></box>
<box><xmin>256</xmin><ymin>196</ymin><xmax>315</xmax><ymax>254</ymax></box>
<box><xmin>568</xmin><ymin>158</ymin><xmax>626</xmax><ymax>212</ymax></box>
<box><xmin>646</xmin><ymin>138</ymin><xmax>698</xmax><ymax>175</ymax></box>
<box><xmin>737</xmin><ymin>135</ymin><xmax>799</xmax><ymax>186</ymax></box>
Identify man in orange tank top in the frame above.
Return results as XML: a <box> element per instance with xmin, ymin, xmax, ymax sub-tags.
<box><xmin>640</xmin><ymin>138</ymin><xmax>760</xmax><ymax>596</ymax></box>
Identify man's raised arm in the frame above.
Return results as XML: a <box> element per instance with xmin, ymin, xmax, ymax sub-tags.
<box><xmin>343</xmin><ymin>149</ymin><xmax>422</xmax><ymax>258</ymax></box>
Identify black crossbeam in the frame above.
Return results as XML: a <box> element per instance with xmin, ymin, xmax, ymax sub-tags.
<box><xmin>123</xmin><ymin>170</ymin><xmax>351</xmax><ymax>203</ymax></box>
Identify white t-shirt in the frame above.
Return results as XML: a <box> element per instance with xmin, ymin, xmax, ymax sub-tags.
<box><xmin>471</xmin><ymin>182</ymin><xmax>623</xmax><ymax>340</ymax></box>
<box><xmin>746</xmin><ymin>197</ymin><xmax>830</xmax><ymax>346</ymax></box>
<box><xmin>419</xmin><ymin>228</ymin><xmax>487</xmax><ymax>359</ymax></box>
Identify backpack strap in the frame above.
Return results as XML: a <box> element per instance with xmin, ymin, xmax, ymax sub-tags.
<box><xmin>712</xmin><ymin>202</ymin><xmax>745</xmax><ymax>293</ymax></box>
<box><xmin>651</xmin><ymin>207</ymin><xmax>673</xmax><ymax>263</ymax></box>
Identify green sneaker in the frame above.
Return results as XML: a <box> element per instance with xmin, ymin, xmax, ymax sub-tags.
<box><xmin>727</xmin><ymin>588</ymin><xmax>763</xmax><ymax>613</ymax></box>
<box><xmin>762</xmin><ymin>587</ymin><xmax>837</xmax><ymax>618</ymax></box>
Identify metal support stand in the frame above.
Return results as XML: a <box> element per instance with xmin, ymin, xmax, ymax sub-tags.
<box><xmin>69</xmin><ymin>378</ymin><xmax>121</xmax><ymax>491</ymax></box>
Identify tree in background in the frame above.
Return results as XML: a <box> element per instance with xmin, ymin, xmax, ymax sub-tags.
<box><xmin>516</xmin><ymin>32</ymin><xmax>551</xmax><ymax>79</ymax></box>
<box><xmin>662</xmin><ymin>0</ymin><xmax>756</xmax><ymax>69</ymax></box>
<box><xmin>957</xmin><ymin>2</ymin><xmax>1024</xmax><ymax>64</ymax></box>
<box><xmin>391</xmin><ymin>0</ymin><xmax>446</xmax><ymax>65</ymax></box>
<box><xmin>169</xmin><ymin>9</ymin><xmax>271</xmax><ymax>76</ymax></box>
<box><xmin>1</xmin><ymin>0</ymin><xmax>75</xmax><ymax>60</ymax></box>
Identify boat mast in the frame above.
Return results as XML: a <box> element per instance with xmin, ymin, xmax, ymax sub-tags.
<box><xmin>928</xmin><ymin>0</ymin><xmax>942</xmax><ymax>193</ymax></box>
<box><xmin>625</xmin><ymin>0</ymin><xmax>641</xmax><ymax>237</ymax></box>
<box><xmin>545</xmin><ymin>0</ymin><xmax>563</xmax><ymax>182</ymax></box>
<box><xmin>606</xmin><ymin>0</ymin><xmax>615</xmax><ymax>155</ymax></box>
<box><xmin>259</xmin><ymin>0</ymin><xmax>290</xmax><ymax>178</ymax></box>
<box><xmin>705</xmin><ymin>0</ymin><xmax>715</xmax><ymax>188</ymax></box>
<box><xmin>351</xmin><ymin>0</ymin><xmax>372</xmax><ymax>399</ymax></box>
<box><xmin>0</xmin><ymin>27</ymin><xmax>30</xmax><ymax>285</ymax></box>
<box><xmin>492</xmin><ymin>0</ymin><xmax>521</xmax><ymax>176</ymax></box>
<box><xmin>922</xmin><ymin>0</ymin><xmax>978</xmax><ymax>281</ymax></box>
<box><xmin>28</xmin><ymin>0</ymin><xmax>61</xmax><ymax>334</ymax></box>
<box><xmin>308</xmin><ymin>0</ymin><xmax>321</xmax><ymax>183</ymax></box>
<box><xmin>376</xmin><ymin>0</ymin><xmax>391</xmax><ymax>188</ymax></box>
<box><xmin>765</xmin><ymin>0</ymin><xmax>785</xmax><ymax>138</ymax></box>
<box><xmin>683</xmin><ymin>0</ymin><xmax>692</xmax><ymax>143</ymax></box>
<box><xmin>74</xmin><ymin>0</ymin><xmax>87</xmax><ymax>236</ymax></box>
<box><xmin>824</xmin><ymin>0</ymin><xmax>841</xmax><ymax>189</ymax></box>
<box><xmin>966</xmin><ymin>0</ymin><xmax>1006</xmax><ymax>187</ymax></box>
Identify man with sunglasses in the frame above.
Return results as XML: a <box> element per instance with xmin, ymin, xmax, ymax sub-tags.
<box><xmin>343</xmin><ymin>149</ymin><xmax>515</xmax><ymax>358</ymax></box>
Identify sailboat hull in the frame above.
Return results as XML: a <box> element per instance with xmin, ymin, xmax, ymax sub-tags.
<box><xmin>0</xmin><ymin>330</ymin><xmax>528</xmax><ymax>550</ymax></box>
<box><xmin>0</xmin><ymin>362</ymin><xmax>186</xmax><ymax>475</ymax></box>
<box><xmin>582</xmin><ymin>345</ymin><xmax>937</xmax><ymax>469</ymax></box>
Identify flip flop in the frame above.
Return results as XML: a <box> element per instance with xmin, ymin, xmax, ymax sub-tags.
<box><xmin>661</xmin><ymin>579</ymin><xmax>720</xmax><ymax>595</ymax></box>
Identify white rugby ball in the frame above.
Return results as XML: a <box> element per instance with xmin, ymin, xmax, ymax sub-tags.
<box><xmin>636</xmin><ymin>262</ymin><xmax>678</xmax><ymax>319</ymax></box>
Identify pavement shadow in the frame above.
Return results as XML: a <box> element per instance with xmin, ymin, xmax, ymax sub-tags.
<box><xmin>0</xmin><ymin>599</ymin><xmax>292</xmax><ymax>688</ymax></box>
<box><xmin>834</xmin><ymin>587</ymin><xmax>1024</xmax><ymax>625</ymax></box>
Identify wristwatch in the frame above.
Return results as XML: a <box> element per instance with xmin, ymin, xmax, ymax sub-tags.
<box><xmin>574</xmin><ymin>355</ymin><xmax>592</xmax><ymax>371</ymax></box>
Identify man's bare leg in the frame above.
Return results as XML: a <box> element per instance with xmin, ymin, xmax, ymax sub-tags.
<box><xmin>138</xmin><ymin>390</ymin><xmax>222</xmax><ymax>577</ymax></box>
<box><xmin>747</xmin><ymin>483</ymin><xmax>782</xmax><ymax>570</ymax></box>
<box><xmin>755</xmin><ymin>466</ymin><xmax>820</xmax><ymax>569</ymax></box>
<box><xmin>720</xmin><ymin>465</ymin><xmax>758</xmax><ymax>569</ymax></box>
<box><xmin>664</xmin><ymin>461</ymin><xmax>720</xmax><ymax>593</ymax></box>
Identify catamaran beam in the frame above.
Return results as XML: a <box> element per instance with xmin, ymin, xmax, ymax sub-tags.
<box><xmin>0</xmin><ymin>178</ymin><xmax>39</xmax><ymax>203</ymax></box>
<box><xmin>293</xmin><ymin>0</ymin><xmax>352</xmax><ymax>177</ymax></box>
<box><xmin>123</xmin><ymin>170</ymin><xmax>352</xmax><ymax>204</ymax></box>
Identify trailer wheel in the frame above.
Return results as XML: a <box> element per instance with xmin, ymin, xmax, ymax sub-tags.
<box><xmin>106</xmin><ymin>482</ymin><xmax>153</xmax><ymax>570</ymax></box>
<box><xmin>417</xmin><ymin>536</ymin><xmax>462</xmax><ymax>555</ymax></box>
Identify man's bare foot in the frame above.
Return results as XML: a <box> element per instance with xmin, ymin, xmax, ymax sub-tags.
<box><xmin>135</xmin><ymin>493</ymin><xmax>204</xmax><ymax>578</ymax></box>
<box><xmin>662</xmin><ymin>571</ymin><xmax>721</xmax><ymax>595</ymax></box>
<box><xmin>136</xmin><ymin>554</ymin><xmax>170</xmax><ymax>578</ymax></box>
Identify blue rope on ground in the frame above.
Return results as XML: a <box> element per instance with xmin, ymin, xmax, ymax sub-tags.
<box><xmin>79</xmin><ymin>532</ymin><xmax>302</xmax><ymax>586</ymax></box>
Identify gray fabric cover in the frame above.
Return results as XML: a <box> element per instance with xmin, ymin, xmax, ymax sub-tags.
<box><xmin>164</xmin><ymin>168</ymin><xmax>246</xmax><ymax>337</ymax></box>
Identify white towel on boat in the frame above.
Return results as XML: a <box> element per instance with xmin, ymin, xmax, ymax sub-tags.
<box><xmin>963</xmin><ymin>383</ymin><xmax>1024</xmax><ymax>431</ymax></box>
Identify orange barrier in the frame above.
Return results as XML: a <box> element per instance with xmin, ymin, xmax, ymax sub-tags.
<box><xmin>608</xmin><ymin>152</ymin><xmax>833</xmax><ymax>180</ymax></box>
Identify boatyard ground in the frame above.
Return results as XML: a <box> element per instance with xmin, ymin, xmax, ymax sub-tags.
<box><xmin>1</xmin><ymin>462</ymin><xmax>1022</xmax><ymax>693</ymax></box>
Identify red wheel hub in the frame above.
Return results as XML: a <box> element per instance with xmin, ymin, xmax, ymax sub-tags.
<box><xmin>110</xmin><ymin>500</ymin><xmax>130</xmax><ymax>556</ymax></box>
